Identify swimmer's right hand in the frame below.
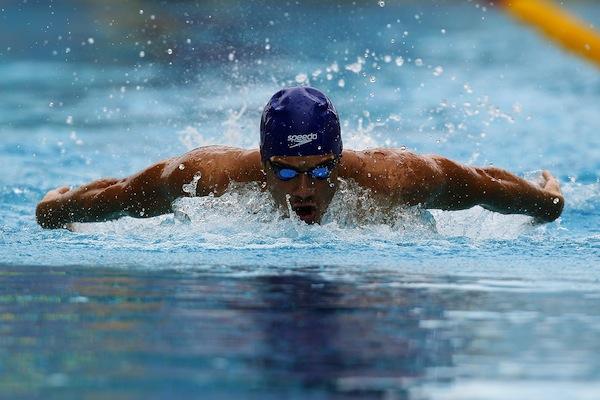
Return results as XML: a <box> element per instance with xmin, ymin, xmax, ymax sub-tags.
<box><xmin>41</xmin><ymin>186</ymin><xmax>71</xmax><ymax>203</ymax></box>
<box><xmin>37</xmin><ymin>186</ymin><xmax>72</xmax><ymax>229</ymax></box>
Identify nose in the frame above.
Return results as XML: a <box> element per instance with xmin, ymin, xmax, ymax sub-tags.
<box><xmin>292</xmin><ymin>172</ymin><xmax>316</xmax><ymax>200</ymax></box>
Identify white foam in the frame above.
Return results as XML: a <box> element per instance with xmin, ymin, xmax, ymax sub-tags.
<box><xmin>70</xmin><ymin>178</ymin><xmax>544</xmax><ymax>248</ymax></box>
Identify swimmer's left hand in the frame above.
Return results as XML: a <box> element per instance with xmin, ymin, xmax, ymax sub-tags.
<box><xmin>532</xmin><ymin>170</ymin><xmax>564</xmax><ymax>223</ymax></box>
<box><xmin>540</xmin><ymin>170</ymin><xmax>562</xmax><ymax>196</ymax></box>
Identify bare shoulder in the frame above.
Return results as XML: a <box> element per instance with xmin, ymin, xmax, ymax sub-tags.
<box><xmin>162</xmin><ymin>146</ymin><xmax>263</xmax><ymax>197</ymax></box>
<box><xmin>340</xmin><ymin>148</ymin><xmax>441</xmax><ymax>182</ymax></box>
<box><xmin>339</xmin><ymin>148</ymin><xmax>444</xmax><ymax>204</ymax></box>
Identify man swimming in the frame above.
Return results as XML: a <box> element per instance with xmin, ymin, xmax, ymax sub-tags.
<box><xmin>36</xmin><ymin>87</ymin><xmax>564</xmax><ymax>229</ymax></box>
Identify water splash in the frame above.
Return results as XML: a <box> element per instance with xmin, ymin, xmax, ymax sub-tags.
<box><xmin>68</xmin><ymin>177</ymin><xmax>548</xmax><ymax>246</ymax></box>
<box><xmin>182</xmin><ymin>172</ymin><xmax>202</xmax><ymax>196</ymax></box>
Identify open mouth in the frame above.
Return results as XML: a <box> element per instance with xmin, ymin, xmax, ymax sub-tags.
<box><xmin>292</xmin><ymin>205</ymin><xmax>318</xmax><ymax>223</ymax></box>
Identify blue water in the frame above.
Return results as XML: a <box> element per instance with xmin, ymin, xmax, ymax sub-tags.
<box><xmin>1</xmin><ymin>1</ymin><xmax>600</xmax><ymax>398</ymax></box>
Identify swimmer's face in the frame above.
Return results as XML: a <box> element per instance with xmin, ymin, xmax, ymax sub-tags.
<box><xmin>265</xmin><ymin>154</ymin><xmax>340</xmax><ymax>224</ymax></box>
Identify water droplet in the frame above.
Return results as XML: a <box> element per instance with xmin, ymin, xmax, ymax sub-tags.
<box><xmin>265</xmin><ymin>43</ymin><xmax>271</xmax><ymax>50</ymax></box>
<box><xmin>178</xmin><ymin>164</ymin><xmax>185</xmax><ymax>170</ymax></box>
<box><xmin>395</xmin><ymin>56</ymin><xmax>404</xmax><ymax>66</ymax></box>
<box><xmin>345</xmin><ymin>61</ymin><xmax>362</xmax><ymax>74</ymax></box>
<box><xmin>338</xmin><ymin>79</ymin><xmax>345</xmax><ymax>88</ymax></box>
<box><xmin>378</xmin><ymin>0</ymin><xmax>385</xmax><ymax>7</ymax></box>
<box><xmin>87</xmin><ymin>37</ymin><xmax>94</xmax><ymax>44</ymax></box>
<box><xmin>369</xmin><ymin>76</ymin><xmax>376</xmax><ymax>83</ymax></box>
<box><xmin>415</xmin><ymin>58</ymin><xmax>423</xmax><ymax>67</ymax></box>
<box><xmin>295</xmin><ymin>73</ymin><xmax>308</xmax><ymax>83</ymax></box>
<box><xmin>441</xmin><ymin>28</ymin><xmax>446</xmax><ymax>34</ymax></box>
<box><xmin>65</xmin><ymin>116</ymin><xmax>73</xmax><ymax>125</ymax></box>
<box><xmin>228</xmin><ymin>52</ymin><xmax>235</xmax><ymax>61</ymax></box>
<box><xmin>383</xmin><ymin>55</ymin><xmax>392</xmax><ymax>63</ymax></box>
<box><xmin>400</xmin><ymin>146</ymin><xmax>407</xmax><ymax>151</ymax></box>
<box><xmin>139</xmin><ymin>9</ymin><xmax>144</xmax><ymax>15</ymax></box>
<box><xmin>167</xmin><ymin>48</ymin><xmax>173</xmax><ymax>55</ymax></box>
<box><xmin>553</xmin><ymin>197</ymin><xmax>560</xmax><ymax>204</ymax></box>
<box><xmin>433</xmin><ymin>66</ymin><xmax>444</xmax><ymax>76</ymax></box>
<box><xmin>183</xmin><ymin>173</ymin><xmax>202</xmax><ymax>196</ymax></box>
<box><xmin>186</xmin><ymin>38</ymin><xmax>191</xmax><ymax>44</ymax></box>
<box><xmin>139</xmin><ymin>50</ymin><xmax>145</xmax><ymax>58</ymax></box>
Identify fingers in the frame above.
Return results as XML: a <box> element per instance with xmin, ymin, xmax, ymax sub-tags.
<box><xmin>542</xmin><ymin>170</ymin><xmax>553</xmax><ymax>181</ymax></box>
<box><xmin>41</xmin><ymin>186</ymin><xmax>70</xmax><ymax>202</ymax></box>
<box><xmin>541</xmin><ymin>170</ymin><xmax>562</xmax><ymax>195</ymax></box>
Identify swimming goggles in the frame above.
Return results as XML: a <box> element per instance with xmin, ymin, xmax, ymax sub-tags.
<box><xmin>270</xmin><ymin>161</ymin><xmax>336</xmax><ymax>181</ymax></box>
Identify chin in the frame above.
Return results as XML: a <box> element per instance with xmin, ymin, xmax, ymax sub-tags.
<box><xmin>293</xmin><ymin>208</ymin><xmax>320</xmax><ymax>224</ymax></box>
<box><xmin>299</xmin><ymin>216</ymin><xmax>318</xmax><ymax>224</ymax></box>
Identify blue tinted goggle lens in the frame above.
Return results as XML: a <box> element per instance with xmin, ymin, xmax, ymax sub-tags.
<box><xmin>274</xmin><ymin>165</ymin><xmax>332</xmax><ymax>181</ymax></box>
<box><xmin>310</xmin><ymin>166</ymin><xmax>330</xmax><ymax>179</ymax></box>
<box><xmin>277</xmin><ymin>168</ymin><xmax>298</xmax><ymax>180</ymax></box>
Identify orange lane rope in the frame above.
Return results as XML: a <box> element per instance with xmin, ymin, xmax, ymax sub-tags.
<box><xmin>500</xmin><ymin>0</ymin><xmax>600</xmax><ymax>69</ymax></box>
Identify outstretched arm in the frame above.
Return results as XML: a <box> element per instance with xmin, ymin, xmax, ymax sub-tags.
<box><xmin>36</xmin><ymin>146</ymin><xmax>263</xmax><ymax>229</ymax></box>
<box><xmin>422</xmin><ymin>156</ymin><xmax>564</xmax><ymax>222</ymax></box>
<box><xmin>36</xmin><ymin>160</ymin><xmax>175</xmax><ymax>229</ymax></box>
<box><xmin>342</xmin><ymin>150</ymin><xmax>564</xmax><ymax>222</ymax></box>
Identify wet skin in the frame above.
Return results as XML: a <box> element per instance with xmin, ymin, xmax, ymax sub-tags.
<box><xmin>266</xmin><ymin>154</ymin><xmax>339</xmax><ymax>224</ymax></box>
<box><xmin>36</xmin><ymin>146</ymin><xmax>565</xmax><ymax>229</ymax></box>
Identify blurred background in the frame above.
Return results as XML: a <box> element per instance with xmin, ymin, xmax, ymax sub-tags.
<box><xmin>2</xmin><ymin>0</ymin><xmax>599</xmax><ymax>183</ymax></box>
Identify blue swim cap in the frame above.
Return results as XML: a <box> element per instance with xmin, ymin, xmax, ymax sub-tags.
<box><xmin>260</xmin><ymin>87</ymin><xmax>342</xmax><ymax>162</ymax></box>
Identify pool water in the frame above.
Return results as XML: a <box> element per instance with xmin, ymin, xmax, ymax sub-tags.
<box><xmin>1</xmin><ymin>1</ymin><xmax>600</xmax><ymax>398</ymax></box>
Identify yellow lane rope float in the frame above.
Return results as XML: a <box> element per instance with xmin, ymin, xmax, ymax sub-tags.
<box><xmin>500</xmin><ymin>0</ymin><xmax>600</xmax><ymax>69</ymax></box>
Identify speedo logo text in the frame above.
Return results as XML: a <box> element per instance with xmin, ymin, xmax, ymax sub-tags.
<box><xmin>287</xmin><ymin>133</ymin><xmax>318</xmax><ymax>148</ymax></box>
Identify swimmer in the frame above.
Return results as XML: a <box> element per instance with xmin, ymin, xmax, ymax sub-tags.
<box><xmin>36</xmin><ymin>87</ymin><xmax>564</xmax><ymax>229</ymax></box>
